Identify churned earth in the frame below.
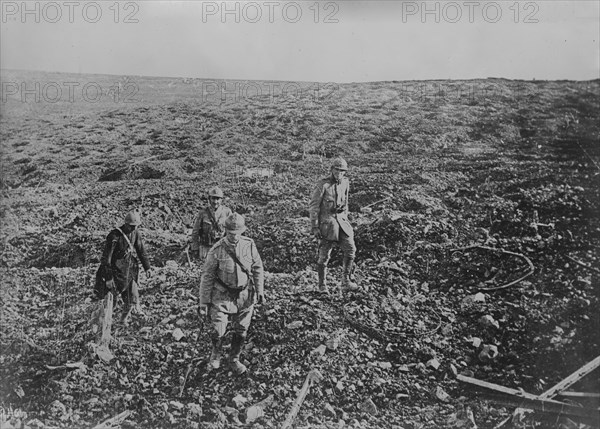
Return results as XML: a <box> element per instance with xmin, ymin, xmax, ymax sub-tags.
<box><xmin>0</xmin><ymin>70</ymin><xmax>599</xmax><ymax>428</ymax></box>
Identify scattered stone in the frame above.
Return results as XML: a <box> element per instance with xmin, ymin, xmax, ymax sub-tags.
<box><xmin>172</xmin><ymin>328</ymin><xmax>185</xmax><ymax>341</ymax></box>
<box><xmin>187</xmin><ymin>403</ymin><xmax>202</xmax><ymax>417</ymax></box>
<box><xmin>435</xmin><ymin>386</ymin><xmax>450</xmax><ymax>402</ymax></box>
<box><xmin>377</xmin><ymin>361</ymin><xmax>392</xmax><ymax>369</ymax></box>
<box><xmin>360</xmin><ymin>398</ymin><xmax>378</xmax><ymax>415</ymax></box>
<box><xmin>246</xmin><ymin>395</ymin><xmax>273</xmax><ymax>424</ymax></box>
<box><xmin>479</xmin><ymin>345</ymin><xmax>499</xmax><ymax>361</ymax></box>
<box><xmin>286</xmin><ymin>321</ymin><xmax>303</xmax><ymax>329</ymax></box>
<box><xmin>479</xmin><ymin>315</ymin><xmax>499</xmax><ymax>329</ymax></box>
<box><xmin>170</xmin><ymin>400</ymin><xmax>184</xmax><ymax>410</ymax></box>
<box><xmin>232</xmin><ymin>394</ymin><xmax>247</xmax><ymax>409</ymax></box>
<box><xmin>450</xmin><ymin>363</ymin><xmax>458</xmax><ymax>377</ymax></box>
<box><xmin>326</xmin><ymin>336</ymin><xmax>341</xmax><ymax>350</ymax></box>
<box><xmin>48</xmin><ymin>400</ymin><xmax>66</xmax><ymax>418</ymax></box>
<box><xmin>426</xmin><ymin>358</ymin><xmax>440</xmax><ymax>370</ymax></box>
<box><xmin>311</xmin><ymin>344</ymin><xmax>327</xmax><ymax>356</ymax></box>
<box><xmin>323</xmin><ymin>402</ymin><xmax>337</xmax><ymax>418</ymax></box>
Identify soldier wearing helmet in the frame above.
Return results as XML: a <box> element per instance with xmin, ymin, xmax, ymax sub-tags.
<box><xmin>309</xmin><ymin>157</ymin><xmax>359</xmax><ymax>293</ymax></box>
<box><xmin>191</xmin><ymin>186</ymin><xmax>232</xmax><ymax>261</ymax></box>
<box><xmin>198</xmin><ymin>213</ymin><xmax>265</xmax><ymax>375</ymax></box>
<box><xmin>100</xmin><ymin>209</ymin><xmax>153</xmax><ymax>324</ymax></box>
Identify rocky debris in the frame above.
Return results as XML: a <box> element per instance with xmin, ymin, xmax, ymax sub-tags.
<box><xmin>1</xmin><ymin>78</ymin><xmax>598</xmax><ymax>429</ymax></box>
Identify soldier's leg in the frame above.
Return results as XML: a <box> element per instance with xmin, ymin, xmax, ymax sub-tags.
<box><xmin>130</xmin><ymin>280</ymin><xmax>145</xmax><ymax>315</ymax></box>
<box><xmin>120</xmin><ymin>282</ymin><xmax>133</xmax><ymax>324</ymax></box>
<box><xmin>229</xmin><ymin>305</ymin><xmax>254</xmax><ymax>374</ymax></box>
<box><xmin>317</xmin><ymin>239</ymin><xmax>334</xmax><ymax>292</ymax></box>
<box><xmin>208</xmin><ymin>304</ymin><xmax>230</xmax><ymax>369</ymax></box>
<box><xmin>340</xmin><ymin>231</ymin><xmax>359</xmax><ymax>291</ymax></box>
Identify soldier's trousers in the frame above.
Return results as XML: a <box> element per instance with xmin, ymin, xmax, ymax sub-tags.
<box><xmin>116</xmin><ymin>280</ymin><xmax>140</xmax><ymax>310</ymax></box>
<box><xmin>317</xmin><ymin>230</ymin><xmax>356</xmax><ymax>265</ymax></box>
<box><xmin>209</xmin><ymin>301</ymin><xmax>254</xmax><ymax>338</ymax></box>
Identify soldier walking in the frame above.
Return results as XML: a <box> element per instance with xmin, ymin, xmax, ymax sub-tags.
<box><xmin>101</xmin><ymin>210</ymin><xmax>153</xmax><ymax>324</ymax></box>
<box><xmin>309</xmin><ymin>157</ymin><xmax>359</xmax><ymax>293</ymax></box>
<box><xmin>198</xmin><ymin>213</ymin><xmax>265</xmax><ymax>375</ymax></box>
<box><xmin>191</xmin><ymin>186</ymin><xmax>232</xmax><ymax>261</ymax></box>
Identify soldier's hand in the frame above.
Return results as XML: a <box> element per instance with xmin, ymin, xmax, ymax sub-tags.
<box><xmin>257</xmin><ymin>294</ymin><xmax>266</xmax><ymax>305</ymax></box>
<box><xmin>312</xmin><ymin>226</ymin><xmax>322</xmax><ymax>239</ymax></box>
<box><xmin>105</xmin><ymin>279</ymin><xmax>116</xmax><ymax>294</ymax></box>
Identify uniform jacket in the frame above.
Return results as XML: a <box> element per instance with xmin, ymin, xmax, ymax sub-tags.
<box><xmin>191</xmin><ymin>205</ymin><xmax>232</xmax><ymax>250</ymax></box>
<box><xmin>309</xmin><ymin>175</ymin><xmax>354</xmax><ymax>241</ymax></box>
<box><xmin>101</xmin><ymin>227</ymin><xmax>150</xmax><ymax>292</ymax></box>
<box><xmin>199</xmin><ymin>236</ymin><xmax>264</xmax><ymax>309</ymax></box>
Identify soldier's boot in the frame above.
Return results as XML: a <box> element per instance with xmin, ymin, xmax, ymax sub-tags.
<box><xmin>229</xmin><ymin>334</ymin><xmax>248</xmax><ymax>375</ymax></box>
<box><xmin>317</xmin><ymin>264</ymin><xmax>329</xmax><ymax>293</ymax></box>
<box><xmin>209</xmin><ymin>336</ymin><xmax>223</xmax><ymax>369</ymax></box>
<box><xmin>341</xmin><ymin>257</ymin><xmax>359</xmax><ymax>291</ymax></box>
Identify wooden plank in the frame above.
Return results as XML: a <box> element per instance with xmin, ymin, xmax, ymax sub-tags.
<box><xmin>484</xmin><ymin>394</ymin><xmax>599</xmax><ymax>426</ymax></box>
<box><xmin>557</xmin><ymin>392</ymin><xmax>600</xmax><ymax>398</ymax></box>
<box><xmin>457</xmin><ymin>375</ymin><xmax>561</xmax><ymax>402</ymax></box>
<box><xmin>493</xmin><ymin>356</ymin><xmax>600</xmax><ymax>428</ymax></box>
<box><xmin>539</xmin><ymin>355</ymin><xmax>600</xmax><ymax>399</ymax></box>
<box><xmin>99</xmin><ymin>292</ymin><xmax>114</xmax><ymax>347</ymax></box>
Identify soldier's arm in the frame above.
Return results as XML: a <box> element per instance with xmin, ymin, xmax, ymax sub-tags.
<box><xmin>191</xmin><ymin>212</ymin><xmax>203</xmax><ymax>251</ymax></box>
<box><xmin>250</xmin><ymin>241</ymin><xmax>265</xmax><ymax>296</ymax></box>
<box><xmin>309</xmin><ymin>180</ymin><xmax>324</xmax><ymax>228</ymax></box>
<box><xmin>199</xmin><ymin>248</ymin><xmax>218</xmax><ymax>305</ymax></box>
<box><xmin>341</xmin><ymin>180</ymin><xmax>350</xmax><ymax>214</ymax></box>
<box><xmin>102</xmin><ymin>232</ymin><xmax>117</xmax><ymax>280</ymax></box>
<box><xmin>134</xmin><ymin>230</ymin><xmax>151</xmax><ymax>272</ymax></box>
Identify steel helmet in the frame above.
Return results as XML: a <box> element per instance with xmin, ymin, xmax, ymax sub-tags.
<box><xmin>224</xmin><ymin>213</ymin><xmax>247</xmax><ymax>234</ymax></box>
<box><xmin>208</xmin><ymin>186</ymin><xmax>224</xmax><ymax>198</ymax></box>
<box><xmin>124</xmin><ymin>210</ymin><xmax>142</xmax><ymax>226</ymax></box>
<box><xmin>331</xmin><ymin>157</ymin><xmax>348</xmax><ymax>171</ymax></box>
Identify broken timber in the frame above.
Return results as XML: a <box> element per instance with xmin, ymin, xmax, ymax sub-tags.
<box><xmin>459</xmin><ymin>366</ymin><xmax>600</xmax><ymax>427</ymax></box>
<box><xmin>281</xmin><ymin>369</ymin><xmax>323</xmax><ymax>429</ymax></box>
<box><xmin>496</xmin><ymin>354</ymin><xmax>600</xmax><ymax>428</ymax></box>
<box><xmin>90</xmin><ymin>292</ymin><xmax>114</xmax><ymax>362</ymax></box>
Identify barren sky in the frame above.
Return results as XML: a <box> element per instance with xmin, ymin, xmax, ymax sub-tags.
<box><xmin>1</xmin><ymin>1</ymin><xmax>599</xmax><ymax>82</ymax></box>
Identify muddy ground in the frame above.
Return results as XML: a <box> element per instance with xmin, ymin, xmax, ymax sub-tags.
<box><xmin>0</xmin><ymin>71</ymin><xmax>599</xmax><ymax>428</ymax></box>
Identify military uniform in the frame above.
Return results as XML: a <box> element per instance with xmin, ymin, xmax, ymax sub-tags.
<box><xmin>199</xmin><ymin>215</ymin><xmax>264</xmax><ymax>374</ymax></box>
<box><xmin>101</xmin><ymin>217</ymin><xmax>151</xmax><ymax>319</ymax></box>
<box><xmin>309</xmin><ymin>158</ymin><xmax>358</xmax><ymax>291</ymax></box>
<box><xmin>191</xmin><ymin>205</ymin><xmax>232</xmax><ymax>260</ymax></box>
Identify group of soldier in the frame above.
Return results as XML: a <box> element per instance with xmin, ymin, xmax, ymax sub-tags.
<box><xmin>100</xmin><ymin>157</ymin><xmax>357</xmax><ymax>374</ymax></box>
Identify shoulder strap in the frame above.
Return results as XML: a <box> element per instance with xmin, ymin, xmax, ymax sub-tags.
<box><xmin>223</xmin><ymin>244</ymin><xmax>252</xmax><ymax>279</ymax></box>
<box><xmin>206</xmin><ymin>206</ymin><xmax>218</xmax><ymax>226</ymax></box>
<box><xmin>116</xmin><ymin>227</ymin><xmax>136</xmax><ymax>254</ymax></box>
